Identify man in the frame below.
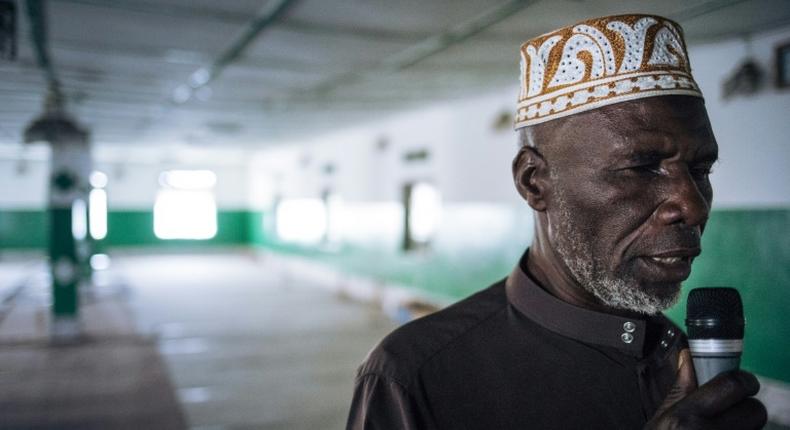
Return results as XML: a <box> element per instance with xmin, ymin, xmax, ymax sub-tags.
<box><xmin>346</xmin><ymin>14</ymin><xmax>767</xmax><ymax>429</ymax></box>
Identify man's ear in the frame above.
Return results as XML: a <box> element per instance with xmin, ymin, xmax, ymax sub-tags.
<box><xmin>512</xmin><ymin>146</ymin><xmax>549</xmax><ymax>211</ymax></box>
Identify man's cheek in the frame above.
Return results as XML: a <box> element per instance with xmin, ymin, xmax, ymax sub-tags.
<box><xmin>571</xmin><ymin>177</ymin><xmax>650</xmax><ymax>212</ymax></box>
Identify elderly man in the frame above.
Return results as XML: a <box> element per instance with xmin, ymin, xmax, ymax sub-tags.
<box><xmin>346</xmin><ymin>14</ymin><xmax>767</xmax><ymax>429</ymax></box>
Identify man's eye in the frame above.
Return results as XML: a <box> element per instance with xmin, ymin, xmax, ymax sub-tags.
<box><xmin>629</xmin><ymin>163</ymin><xmax>662</xmax><ymax>175</ymax></box>
<box><xmin>691</xmin><ymin>166</ymin><xmax>713</xmax><ymax>179</ymax></box>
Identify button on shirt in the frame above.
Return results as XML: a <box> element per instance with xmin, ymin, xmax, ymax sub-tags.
<box><xmin>346</xmin><ymin>252</ymin><xmax>686</xmax><ymax>429</ymax></box>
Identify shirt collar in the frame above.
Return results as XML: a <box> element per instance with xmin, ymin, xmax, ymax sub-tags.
<box><xmin>506</xmin><ymin>251</ymin><xmax>654</xmax><ymax>358</ymax></box>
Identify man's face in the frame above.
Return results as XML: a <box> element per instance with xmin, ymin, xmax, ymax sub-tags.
<box><xmin>540</xmin><ymin>96</ymin><xmax>718</xmax><ymax>314</ymax></box>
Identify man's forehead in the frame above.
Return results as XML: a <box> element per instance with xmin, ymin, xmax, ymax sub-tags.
<box><xmin>541</xmin><ymin>97</ymin><xmax>717</xmax><ymax>159</ymax></box>
<box><xmin>597</xmin><ymin>98</ymin><xmax>713</xmax><ymax>138</ymax></box>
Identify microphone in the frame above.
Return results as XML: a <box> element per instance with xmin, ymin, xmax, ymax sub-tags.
<box><xmin>685</xmin><ymin>287</ymin><xmax>745</xmax><ymax>386</ymax></box>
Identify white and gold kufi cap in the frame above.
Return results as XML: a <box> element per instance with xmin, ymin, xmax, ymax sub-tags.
<box><xmin>515</xmin><ymin>14</ymin><xmax>703</xmax><ymax>129</ymax></box>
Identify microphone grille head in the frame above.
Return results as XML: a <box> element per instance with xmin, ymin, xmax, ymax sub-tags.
<box><xmin>686</xmin><ymin>287</ymin><xmax>744</xmax><ymax>339</ymax></box>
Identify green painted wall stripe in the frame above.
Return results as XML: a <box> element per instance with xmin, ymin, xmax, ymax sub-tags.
<box><xmin>251</xmin><ymin>208</ymin><xmax>790</xmax><ymax>383</ymax></box>
<box><xmin>0</xmin><ymin>210</ymin><xmax>48</xmax><ymax>249</ymax></box>
<box><xmin>0</xmin><ymin>209</ymin><xmax>253</xmax><ymax>248</ymax></box>
<box><xmin>104</xmin><ymin>210</ymin><xmax>250</xmax><ymax>246</ymax></box>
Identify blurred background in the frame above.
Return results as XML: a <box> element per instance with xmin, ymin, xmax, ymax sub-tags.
<box><xmin>0</xmin><ymin>0</ymin><xmax>789</xmax><ymax>428</ymax></box>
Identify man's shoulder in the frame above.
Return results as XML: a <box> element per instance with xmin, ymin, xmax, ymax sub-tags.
<box><xmin>356</xmin><ymin>278</ymin><xmax>508</xmax><ymax>388</ymax></box>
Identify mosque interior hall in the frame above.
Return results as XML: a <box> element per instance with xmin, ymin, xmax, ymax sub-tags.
<box><xmin>0</xmin><ymin>0</ymin><xmax>789</xmax><ymax>429</ymax></box>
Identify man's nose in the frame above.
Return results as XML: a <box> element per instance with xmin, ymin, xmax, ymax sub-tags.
<box><xmin>655</xmin><ymin>169</ymin><xmax>710</xmax><ymax>227</ymax></box>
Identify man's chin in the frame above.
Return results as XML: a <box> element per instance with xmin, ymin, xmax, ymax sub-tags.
<box><xmin>619</xmin><ymin>282</ymin><xmax>682</xmax><ymax>315</ymax></box>
<box><xmin>587</xmin><ymin>280</ymin><xmax>682</xmax><ymax>315</ymax></box>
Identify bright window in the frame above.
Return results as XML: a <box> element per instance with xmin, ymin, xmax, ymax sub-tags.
<box><xmin>325</xmin><ymin>192</ymin><xmax>343</xmax><ymax>244</ymax></box>
<box><xmin>89</xmin><ymin>170</ymin><xmax>108</xmax><ymax>240</ymax></box>
<box><xmin>408</xmin><ymin>182</ymin><xmax>441</xmax><ymax>244</ymax></box>
<box><xmin>276</xmin><ymin>198</ymin><xmax>327</xmax><ymax>244</ymax></box>
<box><xmin>89</xmin><ymin>189</ymin><xmax>107</xmax><ymax>240</ymax></box>
<box><xmin>154</xmin><ymin>170</ymin><xmax>217</xmax><ymax>240</ymax></box>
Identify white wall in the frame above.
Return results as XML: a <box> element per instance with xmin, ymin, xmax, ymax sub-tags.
<box><xmin>248</xmin><ymin>88</ymin><xmax>522</xmax><ymax>207</ymax></box>
<box><xmin>246</xmin><ymin>88</ymin><xmax>535</xmax><ymax>252</ymax></box>
<box><xmin>689</xmin><ymin>26</ymin><xmax>790</xmax><ymax>208</ymax></box>
<box><xmin>0</xmin><ymin>145</ymin><xmax>251</xmax><ymax>210</ymax></box>
<box><xmin>97</xmin><ymin>161</ymin><xmax>249</xmax><ymax>210</ymax></box>
<box><xmin>0</xmin><ymin>145</ymin><xmax>50</xmax><ymax>209</ymax></box>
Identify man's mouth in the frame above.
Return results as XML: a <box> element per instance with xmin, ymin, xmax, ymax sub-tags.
<box><xmin>648</xmin><ymin>256</ymin><xmax>684</xmax><ymax>264</ymax></box>
<box><xmin>636</xmin><ymin>248</ymin><xmax>701</xmax><ymax>282</ymax></box>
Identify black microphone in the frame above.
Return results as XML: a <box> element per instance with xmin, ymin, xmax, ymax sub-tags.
<box><xmin>685</xmin><ymin>287</ymin><xmax>745</xmax><ymax>386</ymax></box>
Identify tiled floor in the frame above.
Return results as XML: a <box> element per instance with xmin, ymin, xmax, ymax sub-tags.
<box><xmin>0</xmin><ymin>255</ymin><xmax>187</xmax><ymax>429</ymax></box>
<box><xmin>0</xmin><ymin>251</ymin><xmax>396</xmax><ymax>429</ymax></box>
<box><xmin>0</xmin><ymin>338</ymin><xmax>187</xmax><ymax>429</ymax></box>
<box><xmin>116</xmin><ymin>252</ymin><xmax>397</xmax><ymax>429</ymax></box>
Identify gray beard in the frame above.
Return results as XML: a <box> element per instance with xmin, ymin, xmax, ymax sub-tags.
<box><xmin>550</xmin><ymin>184</ymin><xmax>680</xmax><ymax>315</ymax></box>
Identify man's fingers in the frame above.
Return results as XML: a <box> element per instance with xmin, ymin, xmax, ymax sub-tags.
<box><xmin>653</xmin><ymin>349</ymin><xmax>697</xmax><ymax>417</ymax></box>
<box><xmin>708</xmin><ymin>397</ymin><xmax>768</xmax><ymax>430</ymax></box>
<box><xmin>679</xmin><ymin>370</ymin><xmax>761</xmax><ymax>417</ymax></box>
<box><xmin>676</xmin><ymin>349</ymin><xmax>697</xmax><ymax>393</ymax></box>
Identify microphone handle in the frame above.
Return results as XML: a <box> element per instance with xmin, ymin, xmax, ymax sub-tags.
<box><xmin>691</xmin><ymin>353</ymin><xmax>741</xmax><ymax>385</ymax></box>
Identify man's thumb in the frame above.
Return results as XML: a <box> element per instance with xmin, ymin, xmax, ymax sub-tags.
<box><xmin>653</xmin><ymin>348</ymin><xmax>697</xmax><ymax>417</ymax></box>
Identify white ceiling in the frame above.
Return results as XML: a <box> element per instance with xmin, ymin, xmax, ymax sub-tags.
<box><xmin>1</xmin><ymin>0</ymin><xmax>789</xmax><ymax>149</ymax></box>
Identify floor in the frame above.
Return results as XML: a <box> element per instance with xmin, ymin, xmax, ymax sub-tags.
<box><xmin>0</xmin><ymin>338</ymin><xmax>187</xmax><ymax>429</ymax></box>
<box><xmin>120</xmin><ymin>252</ymin><xmax>396</xmax><ymax>430</ymax></box>
<box><xmin>0</xmin><ymin>251</ymin><xmax>397</xmax><ymax>429</ymax></box>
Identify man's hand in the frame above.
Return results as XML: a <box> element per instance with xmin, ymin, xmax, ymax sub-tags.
<box><xmin>645</xmin><ymin>349</ymin><xmax>767</xmax><ymax>429</ymax></box>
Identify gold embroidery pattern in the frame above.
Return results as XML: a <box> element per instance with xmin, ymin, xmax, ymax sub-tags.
<box><xmin>515</xmin><ymin>14</ymin><xmax>703</xmax><ymax>129</ymax></box>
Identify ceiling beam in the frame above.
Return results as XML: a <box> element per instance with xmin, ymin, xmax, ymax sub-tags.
<box><xmin>24</xmin><ymin>0</ymin><xmax>63</xmax><ymax>107</ymax></box>
<box><xmin>670</xmin><ymin>0</ymin><xmax>752</xmax><ymax>22</ymax></box>
<box><xmin>302</xmin><ymin>0</ymin><xmax>537</xmax><ymax>98</ymax></box>
<box><xmin>49</xmin><ymin>0</ymin><xmax>525</xmax><ymax>43</ymax></box>
<box><xmin>178</xmin><ymin>0</ymin><xmax>299</xmax><ymax>96</ymax></box>
<box><xmin>126</xmin><ymin>0</ymin><xmax>300</xmax><ymax>137</ymax></box>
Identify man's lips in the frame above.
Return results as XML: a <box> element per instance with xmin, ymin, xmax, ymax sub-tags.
<box><xmin>645</xmin><ymin>247</ymin><xmax>701</xmax><ymax>260</ymax></box>
<box><xmin>635</xmin><ymin>247</ymin><xmax>701</xmax><ymax>282</ymax></box>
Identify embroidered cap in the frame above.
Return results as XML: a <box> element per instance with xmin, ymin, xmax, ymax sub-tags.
<box><xmin>514</xmin><ymin>14</ymin><xmax>703</xmax><ymax>129</ymax></box>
